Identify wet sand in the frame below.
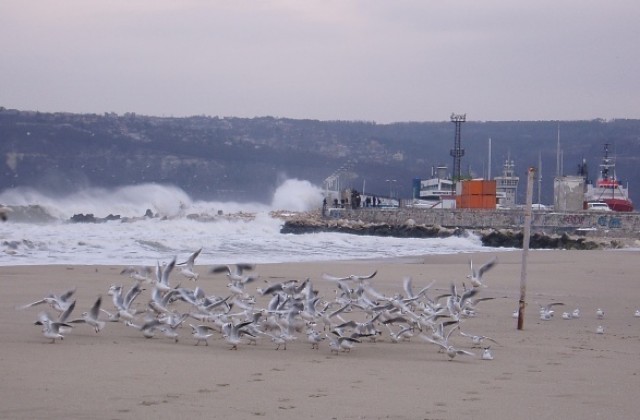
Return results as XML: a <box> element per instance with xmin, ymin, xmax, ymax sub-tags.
<box><xmin>2</xmin><ymin>249</ymin><xmax>640</xmax><ymax>419</ymax></box>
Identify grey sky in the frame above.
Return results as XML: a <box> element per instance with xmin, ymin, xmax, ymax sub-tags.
<box><xmin>2</xmin><ymin>1</ymin><xmax>639</xmax><ymax>123</ymax></box>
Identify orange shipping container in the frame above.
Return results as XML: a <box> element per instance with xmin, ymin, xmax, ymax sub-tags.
<box><xmin>469</xmin><ymin>195</ymin><xmax>485</xmax><ymax>208</ymax></box>
<box><xmin>460</xmin><ymin>180</ymin><xmax>497</xmax><ymax>196</ymax></box>
<box><xmin>462</xmin><ymin>180</ymin><xmax>483</xmax><ymax>195</ymax></box>
<box><xmin>482</xmin><ymin>180</ymin><xmax>497</xmax><ymax>195</ymax></box>
<box><xmin>456</xmin><ymin>194</ymin><xmax>481</xmax><ymax>208</ymax></box>
<box><xmin>457</xmin><ymin>193</ymin><xmax>496</xmax><ymax>209</ymax></box>
<box><xmin>482</xmin><ymin>195</ymin><xmax>496</xmax><ymax>209</ymax></box>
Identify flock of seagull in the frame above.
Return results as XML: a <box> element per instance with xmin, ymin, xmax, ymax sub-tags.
<box><xmin>16</xmin><ymin>251</ymin><xmax>631</xmax><ymax>361</ymax></box>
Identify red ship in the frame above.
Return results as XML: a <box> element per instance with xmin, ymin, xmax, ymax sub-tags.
<box><xmin>584</xmin><ymin>144</ymin><xmax>634</xmax><ymax>212</ymax></box>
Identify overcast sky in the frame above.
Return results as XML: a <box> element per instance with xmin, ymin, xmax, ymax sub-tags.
<box><xmin>2</xmin><ymin>1</ymin><xmax>639</xmax><ymax>123</ymax></box>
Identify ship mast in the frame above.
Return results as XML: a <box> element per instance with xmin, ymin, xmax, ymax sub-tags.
<box><xmin>537</xmin><ymin>151</ymin><xmax>542</xmax><ymax>205</ymax></box>
<box><xmin>600</xmin><ymin>143</ymin><xmax>612</xmax><ymax>181</ymax></box>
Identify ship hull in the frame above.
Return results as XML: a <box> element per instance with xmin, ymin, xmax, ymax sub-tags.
<box><xmin>603</xmin><ymin>198</ymin><xmax>634</xmax><ymax>212</ymax></box>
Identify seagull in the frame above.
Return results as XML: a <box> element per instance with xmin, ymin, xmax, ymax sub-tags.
<box><xmin>561</xmin><ymin>312</ymin><xmax>572</xmax><ymax>320</ymax></box>
<box><xmin>402</xmin><ymin>277</ymin><xmax>435</xmax><ymax>300</ymax></box>
<box><xmin>189</xmin><ymin>324</ymin><xmax>217</xmax><ymax>346</ymax></box>
<box><xmin>321</xmin><ymin>270</ymin><xmax>377</xmax><ymax>283</ymax></box>
<box><xmin>538</xmin><ymin>302</ymin><xmax>565</xmax><ymax>320</ymax></box>
<box><xmin>421</xmin><ymin>323</ymin><xmax>475</xmax><ymax>361</ymax></box>
<box><xmin>326</xmin><ymin>332</ymin><xmax>361</xmax><ymax>354</ymax></box>
<box><xmin>306</xmin><ymin>328</ymin><xmax>325</xmax><ymax>349</ymax></box>
<box><xmin>108</xmin><ymin>282</ymin><xmax>144</xmax><ymax>321</ymax></box>
<box><xmin>467</xmin><ymin>256</ymin><xmax>497</xmax><ymax>288</ymax></box>
<box><xmin>263</xmin><ymin>329</ymin><xmax>296</xmax><ymax>350</ymax></box>
<box><xmin>17</xmin><ymin>287</ymin><xmax>77</xmax><ymax>313</ymax></box>
<box><xmin>540</xmin><ymin>312</ymin><xmax>553</xmax><ymax>321</ymax></box>
<box><xmin>69</xmin><ymin>296</ymin><xmax>105</xmax><ymax>333</ymax></box>
<box><xmin>218</xmin><ymin>267</ymin><xmax>258</xmax><ymax>297</ymax></box>
<box><xmin>36</xmin><ymin>313</ymin><xmax>73</xmax><ymax>343</ymax></box>
<box><xmin>257</xmin><ymin>279</ymin><xmax>305</xmax><ymax>297</ymax></box>
<box><xmin>153</xmin><ymin>257</ymin><xmax>176</xmax><ymax>292</ymax></box>
<box><xmin>99</xmin><ymin>308</ymin><xmax>121</xmax><ymax>322</ymax></box>
<box><xmin>120</xmin><ymin>265</ymin><xmax>153</xmax><ymax>283</ymax></box>
<box><xmin>34</xmin><ymin>299</ymin><xmax>76</xmax><ymax>327</ymax></box>
<box><xmin>446</xmin><ymin>283</ymin><xmax>478</xmax><ymax>320</ymax></box>
<box><xmin>459</xmin><ymin>330</ymin><xmax>500</xmax><ymax>348</ymax></box>
<box><xmin>481</xmin><ymin>347</ymin><xmax>494</xmax><ymax>360</ymax></box>
<box><xmin>126</xmin><ymin>319</ymin><xmax>162</xmax><ymax>339</ymax></box>
<box><xmin>210</xmin><ymin>263</ymin><xmax>256</xmax><ymax>283</ymax></box>
<box><xmin>177</xmin><ymin>248</ymin><xmax>202</xmax><ymax>281</ymax></box>
<box><xmin>634</xmin><ymin>310</ymin><xmax>640</xmax><ymax>318</ymax></box>
<box><xmin>221</xmin><ymin>321</ymin><xmax>255</xmax><ymax>350</ymax></box>
<box><xmin>596</xmin><ymin>325</ymin><xmax>604</xmax><ymax>334</ymax></box>
<box><xmin>596</xmin><ymin>308</ymin><xmax>605</xmax><ymax>320</ymax></box>
<box><xmin>572</xmin><ymin>308</ymin><xmax>581</xmax><ymax>318</ymax></box>
<box><xmin>388</xmin><ymin>325</ymin><xmax>415</xmax><ymax>343</ymax></box>
<box><xmin>423</xmin><ymin>336</ymin><xmax>476</xmax><ymax>361</ymax></box>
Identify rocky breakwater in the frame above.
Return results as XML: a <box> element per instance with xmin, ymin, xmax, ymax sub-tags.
<box><xmin>280</xmin><ymin>213</ymin><xmax>627</xmax><ymax>250</ymax></box>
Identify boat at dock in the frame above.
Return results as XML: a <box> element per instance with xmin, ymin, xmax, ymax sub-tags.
<box><xmin>584</xmin><ymin>144</ymin><xmax>633</xmax><ymax>212</ymax></box>
<box><xmin>410</xmin><ymin>166</ymin><xmax>456</xmax><ymax>208</ymax></box>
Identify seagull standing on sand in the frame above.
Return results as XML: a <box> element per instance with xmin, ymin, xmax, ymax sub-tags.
<box><xmin>481</xmin><ymin>347</ymin><xmax>494</xmax><ymax>360</ymax></box>
<box><xmin>306</xmin><ymin>328</ymin><xmax>325</xmax><ymax>349</ymax></box>
<box><xmin>189</xmin><ymin>324</ymin><xmax>217</xmax><ymax>346</ymax></box>
<box><xmin>36</xmin><ymin>313</ymin><xmax>73</xmax><ymax>343</ymax></box>
<box><xmin>538</xmin><ymin>302</ymin><xmax>565</xmax><ymax>320</ymax></box>
<box><xmin>221</xmin><ymin>321</ymin><xmax>255</xmax><ymax>350</ymax></box>
<box><xmin>596</xmin><ymin>308</ymin><xmax>605</xmax><ymax>319</ymax></box>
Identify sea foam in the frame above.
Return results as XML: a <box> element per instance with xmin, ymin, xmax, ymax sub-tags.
<box><xmin>0</xmin><ymin>180</ymin><xmax>492</xmax><ymax>266</ymax></box>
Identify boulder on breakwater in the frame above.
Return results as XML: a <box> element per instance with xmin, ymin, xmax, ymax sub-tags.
<box><xmin>280</xmin><ymin>218</ymin><xmax>464</xmax><ymax>238</ymax></box>
<box><xmin>69</xmin><ymin>213</ymin><xmax>121</xmax><ymax>223</ymax></box>
<box><xmin>281</xmin><ymin>219</ymin><xmax>624</xmax><ymax>250</ymax></box>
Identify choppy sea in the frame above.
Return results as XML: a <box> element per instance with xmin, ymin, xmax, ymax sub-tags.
<box><xmin>0</xmin><ymin>181</ymin><xmax>498</xmax><ymax>266</ymax></box>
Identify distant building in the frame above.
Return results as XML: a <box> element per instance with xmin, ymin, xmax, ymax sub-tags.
<box><xmin>554</xmin><ymin>176</ymin><xmax>586</xmax><ymax>211</ymax></box>
<box><xmin>494</xmin><ymin>159</ymin><xmax>519</xmax><ymax>208</ymax></box>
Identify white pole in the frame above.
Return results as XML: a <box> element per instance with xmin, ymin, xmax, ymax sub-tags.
<box><xmin>537</xmin><ymin>151</ymin><xmax>542</xmax><ymax>205</ymax></box>
<box><xmin>556</xmin><ymin>123</ymin><xmax>560</xmax><ymax>177</ymax></box>
<box><xmin>518</xmin><ymin>166</ymin><xmax>536</xmax><ymax>330</ymax></box>
<box><xmin>488</xmin><ymin>137</ymin><xmax>492</xmax><ymax>180</ymax></box>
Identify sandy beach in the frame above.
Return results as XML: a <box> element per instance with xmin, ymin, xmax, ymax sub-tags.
<box><xmin>2</xmin><ymin>249</ymin><xmax>640</xmax><ymax>419</ymax></box>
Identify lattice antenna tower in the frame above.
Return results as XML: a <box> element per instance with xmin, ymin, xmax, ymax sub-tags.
<box><xmin>450</xmin><ymin>113</ymin><xmax>466</xmax><ymax>191</ymax></box>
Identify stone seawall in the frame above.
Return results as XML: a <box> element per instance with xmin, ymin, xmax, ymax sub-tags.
<box><xmin>325</xmin><ymin>207</ymin><xmax>640</xmax><ymax>239</ymax></box>
<box><xmin>279</xmin><ymin>208</ymin><xmax>640</xmax><ymax>250</ymax></box>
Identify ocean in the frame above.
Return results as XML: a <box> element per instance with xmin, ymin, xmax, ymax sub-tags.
<box><xmin>0</xmin><ymin>180</ymin><xmax>496</xmax><ymax>266</ymax></box>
